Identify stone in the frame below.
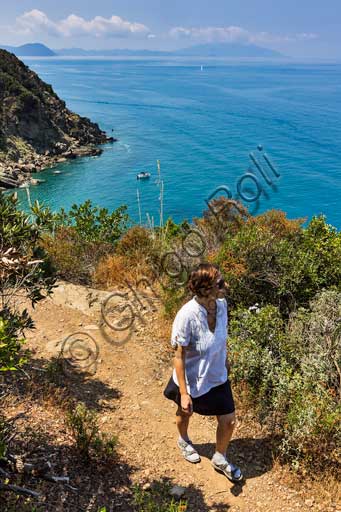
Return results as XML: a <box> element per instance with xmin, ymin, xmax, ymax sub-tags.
<box><xmin>169</xmin><ymin>485</ymin><xmax>186</xmax><ymax>499</ymax></box>
<box><xmin>49</xmin><ymin>280</ymin><xmax>116</xmax><ymax>318</ymax></box>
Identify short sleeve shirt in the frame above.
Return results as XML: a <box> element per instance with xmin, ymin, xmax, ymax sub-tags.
<box><xmin>171</xmin><ymin>295</ymin><xmax>228</xmax><ymax>398</ymax></box>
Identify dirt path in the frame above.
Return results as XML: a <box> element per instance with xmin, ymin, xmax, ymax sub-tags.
<box><xmin>23</xmin><ymin>292</ymin><xmax>330</xmax><ymax>512</ymax></box>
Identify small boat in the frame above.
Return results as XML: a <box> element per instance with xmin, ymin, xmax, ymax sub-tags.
<box><xmin>53</xmin><ymin>170</ymin><xmax>62</xmax><ymax>175</ymax></box>
<box><xmin>136</xmin><ymin>171</ymin><xmax>151</xmax><ymax>180</ymax></box>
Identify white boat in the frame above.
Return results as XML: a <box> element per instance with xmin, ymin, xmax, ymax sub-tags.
<box><xmin>136</xmin><ymin>171</ymin><xmax>151</xmax><ymax>180</ymax></box>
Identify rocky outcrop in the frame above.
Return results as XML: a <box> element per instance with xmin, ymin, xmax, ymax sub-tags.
<box><xmin>0</xmin><ymin>49</ymin><xmax>116</xmax><ymax>189</ymax></box>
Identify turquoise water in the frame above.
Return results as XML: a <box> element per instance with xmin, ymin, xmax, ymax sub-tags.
<box><xmin>15</xmin><ymin>58</ymin><xmax>341</xmax><ymax>228</ymax></box>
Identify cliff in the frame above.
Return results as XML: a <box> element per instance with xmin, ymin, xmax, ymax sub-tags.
<box><xmin>0</xmin><ymin>49</ymin><xmax>115</xmax><ymax>188</ymax></box>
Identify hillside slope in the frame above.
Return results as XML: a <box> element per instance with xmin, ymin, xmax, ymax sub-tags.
<box><xmin>0</xmin><ymin>49</ymin><xmax>114</xmax><ymax>188</ymax></box>
<box><xmin>2</xmin><ymin>280</ymin><xmax>331</xmax><ymax>511</ymax></box>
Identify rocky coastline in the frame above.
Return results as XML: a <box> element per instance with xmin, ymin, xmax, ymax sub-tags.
<box><xmin>0</xmin><ymin>49</ymin><xmax>117</xmax><ymax>190</ymax></box>
<box><xmin>0</xmin><ymin>136</ymin><xmax>116</xmax><ymax>190</ymax></box>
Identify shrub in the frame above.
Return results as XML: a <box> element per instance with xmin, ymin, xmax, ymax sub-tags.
<box><xmin>31</xmin><ymin>199</ymin><xmax>130</xmax><ymax>246</ymax></box>
<box><xmin>41</xmin><ymin>226</ymin><xmax>114</xmax><ymax>285</ymax></box>
<box><xmin>193</xmin><ymin>197</ymin><xmax>249</xmax><ymax>253</ymax></box>
<box><xmin>132</xmin><ymin>480</ymin><xmax>187</xmax><ymax>512</ymax></box>
<box><xmin>155</xmin><ymin>217</ymin><xmax>191</xmax><ymax>243</ymax></box>
<box><xmin>159</xmin><ymin>286</ymin><xmax>189</xmax><ymax>320</ymax></box>
<box><xmin>93</xmin><ymin>225</ymin><xmax>162</xmax><ymax>288</ymax></box>
<box><xmin>94</xmin><ymin>253</ymin><xmax>144</xmax><ymax>288</ymax></box>
<box><xmin>67</xmin><ymin>403</ymin><xmax>117</xmax><ymax>460</ymax></box>
<box><xmin>0</xmin><ymin>192</ymin><xmax>55</xmax><ymax>372</ymax></box>
<box><xmin>228</xmin><ymin>304</ymin><xmax>287</xmax><ymax>419</ymax></box>
<box><xmin>214</xmin><ymin>211</ymin><xmax>341</xmax><ymax>315</ymax></box>
<box><xmin>115</xmin><ymin>225</ymin><xmax>154</xmax><ymax>258</ymax></box>
<box><xmin>31</xmin><ymin>199</ymin><xmax>131</xmax><ymax>285</ymax></box>
<box><xmin>0</xmin><ymin>315</ymin><xmax>27</xmax><ymax>372</ymax></box>
<box><xmin>0</xmin><ymin>413</ymin><xmax>10</xmax><ymax>460</ymax></box>
<box><xmin>229</xmin><ymin>289</ymin><xmax>341</xmax><ymax>470</ymax></box>
<box><xmin>0</xmin><ymin>129</ymin><xmax>6</xmax><ymax>151</ymax></box>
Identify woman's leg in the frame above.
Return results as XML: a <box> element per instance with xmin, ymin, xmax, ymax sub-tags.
<box><xmin>176</xmin><ymin>406</ymin><xmax>200</xmax><ymax>462</ymax></box>
<box><xmin>175</xmin><ymin>405</ymin><xmax>192</xmax><ymax>440</ymax></box>
<box><xmin>212</xmin><ymin>412</ymin><xmax>243</xmax><ymax>481</ymax></box>
<box><xmin>215</xmin><ymin>411</ymin><xmax>236</xmax><ymax>455</ymax></box>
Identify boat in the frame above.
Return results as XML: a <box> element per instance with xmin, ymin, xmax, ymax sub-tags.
<box><xmin>136</xmin><ymin>171</ymin><xmax>151</xmax><ymax>180</ymax></box>
<box><xmin>53</xmin><ymin>170</ymin><xmax>62</xmax><ymax>174</ymax></box>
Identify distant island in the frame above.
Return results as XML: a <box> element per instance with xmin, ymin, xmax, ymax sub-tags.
<box><xmin>0</xmin><ymin>49</ymin><xmax>115</xmax><ymax>189</ymax></box>
<box><xmin>0</xmin><ymin>41</ymin><xmax>284</xmax><ymax>59</ymax></box>
<box><xmin>0</xmin><ymin>43</ymin><xmax>57</xmax><ymax>57</ymax></box>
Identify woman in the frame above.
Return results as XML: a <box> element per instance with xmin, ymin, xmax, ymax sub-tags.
<box><xmin>163</xmin><ymin>262</ymin><xmax>243</xmax><ymax>483</ymax></box>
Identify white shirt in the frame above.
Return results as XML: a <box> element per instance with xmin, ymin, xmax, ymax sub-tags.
<box><xmin>171</xmin><ymin>295</ymin><xmax>228</xmax><ymax>398</ymax></box>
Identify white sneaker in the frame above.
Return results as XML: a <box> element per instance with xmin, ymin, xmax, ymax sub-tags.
<box><xmin>211</xmin><ymin>454</ymin><xmax>243</xmax><ymax>482</ymax></box>
<box><xmin>177</xmin><ymin>438</ymin><xmax>201</xmax><ymax>463</ymax></box>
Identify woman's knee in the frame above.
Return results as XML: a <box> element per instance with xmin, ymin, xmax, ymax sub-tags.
<box><xmin>176</xmin><ymin>405</ymin><xmax>192</xmax><ymax>418</ymax></box>
<box><xmin>216</xmin><ymin>411</ymin><xmax>236</xmax><ymax>428</ymax></box>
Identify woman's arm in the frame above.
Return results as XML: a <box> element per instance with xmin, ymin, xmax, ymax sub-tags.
<box><xmin>224</xmin><ymin>296</ymin><xmax>231</xmax><ymax>373</ymax></box>
<box><xmin>174</xmin><ymin>344</ymin><xmax>193</xmax><ymax>414</ymax></box>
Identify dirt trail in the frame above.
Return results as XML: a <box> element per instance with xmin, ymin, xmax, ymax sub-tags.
<box><xmin>23</xmin><ymin>291</ymin><xmax>329</xmax><ymax>512</ymax></box>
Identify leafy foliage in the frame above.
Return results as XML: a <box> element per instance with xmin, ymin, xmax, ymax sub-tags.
<box><xmin>0</xmin><ymin>316</ymin><xmax>27</xmax><ymax>371</ymax></box>
<box><xmin>0</xmin><ymin>413</ymin><xmax>10</xmax><ymax>460</ymax></box>
<box><xmin>31</xmin><ymin>199</ymin><xmax>130</xmax><ymax>245</ymax></box>
<box><xmin>214</xmin><ymin>210</ymin><xmax>341</xmax><ymax>315</ymax></box>
<box><xmin>132</xmin><ymin>480</ymin><xmax>187</xmax><ymax>512</ymax></box>
<box><xmin>67</xmin><ymin>403</ymin><xmax>118</xmax><ymax>460</ymax></box>
<box><xmin>229</xmin><ymin>289</ymin><xmax>341</xmax><ymax>469</ymax></box>
<box><xmin>31</xmin><ymin>199</ymin><xmax>130</xmax><ymax>284</ymax></box>
<box><xmin>0</xmin><ymin>192</ymin><xmax>56</xmax><ymax>372</ymax></box>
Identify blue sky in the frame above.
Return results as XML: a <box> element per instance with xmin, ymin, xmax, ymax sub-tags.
<box><xmin>0</xmin><ymin>0</ymin><xmax>339</xmax><ymax>58</ymax></box>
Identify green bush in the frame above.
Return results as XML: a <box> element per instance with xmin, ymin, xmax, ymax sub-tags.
<box><xmin>214</xmin><ymin>211</ymin><xmax>341</xmax><ymax>315</ymax></box>
<box><xmin>0</xmin><ymin>413</ymin><xmax>10</xmax><ymax>460</ymax></box>
<box><xmin>0</xmin><ymin>129</ymin><xmax>6</xmax><ymax>151</ymax></box>
<box><xmin>132</xmin><ymin>481</ymin><xmax>187</xmax><ymax>512</ymax></box>
<box><xmin>229</xmin><ymin>289</ymin><xmax>341</xmax><ymax>469</ymax></box>
<box><xmin>0</xmin><ymin>316</ymin><xmax>27</xmax><ymax>372</ymax></box>
<box><xmin>31</xmin><ymin>198</ymin><xmax>130</xmax><ymax>246</ymax></box>
<box><xmin>67</xmin><ymin>403</ymin><xmax>117</xmax><ymax>460</ymax></box>
<box><xmin>0</xmin><ymin>192</ymin><xmax>55</xmax><ymax>373</ymax></box>
<box><xmin>31</xmin><ymin>198</ymin><xmax>130</xmax><ymax>284</ymax></box>
<box><xmin>228</xmin><ymin>304</ymin><xmax>287</xmax><ymax>419</ymax></box>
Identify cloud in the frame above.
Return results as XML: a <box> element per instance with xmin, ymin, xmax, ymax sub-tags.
<box><xmin>15</xmin><ymin>9</ymin><xmax>150</xmax><ymax>39</ymax></box>
<box><xmin>169</xmin><ymin>25</ymin><xmax>318</xmax><ymax>44</ymax></box>
<box><xmin>296</xmin><ymin>32</ymin><xmax>318</xmax><ymax>41</ymax></box>
<box><xmin>10</xmin><ymin>11</ymin><xmax>318</xmax><ymax>45</ymax></box>
<box><xmin>169</xmin><ymin>26</ymin><xmax>250</xmax><ymax>43</ymax></box>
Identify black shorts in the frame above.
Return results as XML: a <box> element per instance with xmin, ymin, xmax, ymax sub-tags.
<box><xmin>163</xmin><ymin>375</ymin><xmax>235</xmax><ymax>416</ymax></box>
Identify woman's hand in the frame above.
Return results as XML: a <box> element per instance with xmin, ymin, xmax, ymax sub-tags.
<box><xmin>225</xmin><ymin>358</ymin><xmax>231</xmax><ymax>373</ymax></box>
<box><xmin>180</xmin><ymin>393</ymin><xmax>193</xmax><ymax>415</ymax></box>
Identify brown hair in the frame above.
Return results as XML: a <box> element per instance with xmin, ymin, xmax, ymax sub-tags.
<box><xmin>187</xmin><ymin>262</ymin><xmax>221</xmax><ymax>298</ymax></box>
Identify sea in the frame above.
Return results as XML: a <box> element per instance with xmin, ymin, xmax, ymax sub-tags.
<box><xmin>12</xmin><ymin>57</ymin><xmax>341</xmax><ymax>229</ymax></box>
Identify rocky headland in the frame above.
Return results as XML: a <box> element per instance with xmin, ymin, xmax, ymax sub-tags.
<box><xmin>0</xmin><ymin>49</ymin><xmax>116</xmax><ymax>189</ymax></box>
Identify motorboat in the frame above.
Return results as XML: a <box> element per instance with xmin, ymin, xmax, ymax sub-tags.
<box><xmin>136</xmin><ymin>171</ymin><xmax>151</xmax><ymax>180</ymax></box>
